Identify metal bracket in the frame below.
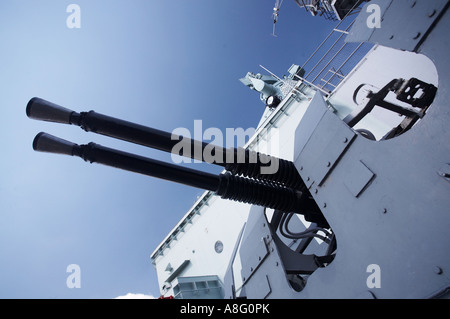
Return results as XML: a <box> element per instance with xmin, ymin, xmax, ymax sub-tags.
<box><xmin>270</xmin><ymin>230</ymin><xmax>320</xmax><ymax>275</ymax></box>
<box><xmin>395</xmin><ymin>77</ymin><xmax>438</xmax><ymax>109</ymax></box>
<box><xmin>344</xmin><ymin>78</ymin><xmax>436</xmax><ymax>130</ymax></box>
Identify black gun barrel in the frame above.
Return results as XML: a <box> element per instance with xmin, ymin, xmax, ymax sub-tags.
<box><xmin>32</xmin><ymin>132</ymin><xmax>327</xmax><ymax>227</ymax></box>
<box><xmin>27</xmin><ymin>97</ymin><xmax>302</xmax><ymax>189</ymax></box>
<box><xmin>33</xmin><ymin>132</ymin><xmax>220</xmax><ymax>192</ymax></box>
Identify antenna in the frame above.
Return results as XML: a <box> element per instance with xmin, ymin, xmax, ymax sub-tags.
<box><xmin>271</xmin><ymin>0</ymin><xmax>283</xmax><ymax>37</ymax></box>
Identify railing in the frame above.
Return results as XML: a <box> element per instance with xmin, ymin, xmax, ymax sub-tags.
<box><xmin>294</xmin><ymin>2</ymin><xmax>373</xmax><ymax>96</ymax></box>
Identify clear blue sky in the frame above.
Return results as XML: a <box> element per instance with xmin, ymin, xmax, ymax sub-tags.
<box><xmin>0</xmin><ymin>0</ymin><xmax>335</xmax><ymax>298</ymax></box>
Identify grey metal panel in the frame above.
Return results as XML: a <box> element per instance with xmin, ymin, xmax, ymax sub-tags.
<box><xmin>239</xmin><ymin>223</ymin><xmax>270</xmax><ymax>285</ymax></box>
<box><xmin>293</xmin><ymin>92</ymin><xmax>329</xmax><ymax>163</ymax></box>
<box><xmin>237</xmin><ymin>206</ymin><xmax>298</xmax><ymax>299</ymax></box>
<box><xmin>343</xmin><ymin>160</ymin><xmax>375</xmax><ymax>197</ymax></box>
<box><xmin>290</xmin><ymin>0</ymin><xmax>450</xmax><ymax>298</ymax></box>
<box><xmin>249</xmin><ymin>275</ymin><xmax>272</xmax><ymax>299</ymax></box>
<box><xmin>346</xmin><ymin>0</ymin><xmax>449</xmax><ymax>52</ymax></box>
<box><xmin>295</xmin><ymin>95</ymin><xmax>356</xmax><ymax>189</ymax></box>
<box><xmin>308</xmin><ymin>111</ymin><xmax>356</xmax><ymax>187</ymax></box>
<box><xmin>345</xmin><ymin>0</ymin><xmax>393</xmax><ymax>43</ymax></box>
<box><xmin>223</xmin><ymin>223</ymin><xmax>246</xmax><ymax>299</ymax></box>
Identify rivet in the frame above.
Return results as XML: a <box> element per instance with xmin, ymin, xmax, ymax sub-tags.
<box><xmin>326</xmin><ymin>162</ymin><xmax>331</xmax><ymax>167</ymax></box>
<box><xmin>250</xmin><ymin>267</ymin><xmax>253</xmax><ymax>272</ymax></box>
<box><xmin>300</xmin><ymin>166</ymin><xmax>303</xmax><ymax>171</ymax></box>
<box><xmin>382</xmin><ymin>208</ymin><xmax>387</xmax><ymax>214</ymax></box>
<box><xmin>323</xmin><ymin>203</ymin><xmax>327</xmax><ymax>208</ymax></box>
<box><xmin>314</xmin><ymin>189</ymin><xmax>318</xmax><ymax>194</ymax></box>
<box><xmin>307</xmin><ymin>177</ymin><xmax>310</xmax><ymax>181</ymax></box>
<box><xmin>413</xmin><ymin>32</ymin><xmax>421</xmax><ymax>40</ymax></box>
<box><xmin>434</xmin><ymin>266</ymin><xmax>443</xmax><ymax>275</ymax></box>
<box><xmin>389</xmin><ymin>35</ymin><xmax>394</xmax><ymax>40</ymax></box>
<box><xmin>343</xmin><ymin>137</ymin><xmax>348</xmax><ymax>143</ymax></box>
<box><xmin>428</xmin><ymin>9</ymin><xmax>436</xmax><ymax>17</ymax></box>
<box><xmin>411</xmin><ymin>1</ymin><xmax>416</xmax><ymax>8</ymax></box>
<box><xmin>275</xmin><ymin>262</ymin><xmax>279</xmax><ymax>266</ymax></box>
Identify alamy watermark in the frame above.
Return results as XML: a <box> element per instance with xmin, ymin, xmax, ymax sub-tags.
<box><xmin>66</xmin><ymin>4</ymin><xmax>81</xmax><ymax>29</ymax></box>
<box><xmin>170</xmin><ymin>120</ymin><xmax>281</xmax><ymax>175</ymax></box>
<box><xmin>366</xmin><ymin>264</ymin><xmax>381</xmax><ymax>289</ymax></box>
<box><xmin>366</xmin><ymin>4</ymin><xmax>381</xmax><ymax>29</ymax></box>
<box><xmin>66</xmin><ymin>264</ymin><xmax>81</xmax><ymax>288</ymax></box>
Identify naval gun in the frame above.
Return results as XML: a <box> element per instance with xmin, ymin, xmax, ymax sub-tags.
<box><xmin>26</xmin><ymin>0</ymin><xmax>450</xmax><ymax>300</ymax></box>
<box><xmin>27</xmin><ymin>97</ymin><xmax>329</xmax><ymax>228</ymax></box>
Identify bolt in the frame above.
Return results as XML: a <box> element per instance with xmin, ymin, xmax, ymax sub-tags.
<box><xmin>434</xmin><ymin>266</ymin><xmax>443</xmax><ymax>275</ymax></box>
<box><xmin>413</xmin><ymin>32</ymin><xmax>421</xmax><ymax>40</ymax></box>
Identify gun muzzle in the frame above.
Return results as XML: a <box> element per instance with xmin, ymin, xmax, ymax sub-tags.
<box><xmin>26</xmin><ymin>97</ymin><xmax>303</xmax><ymax>189</ymax></box>
<box><xmin>33</xmin><ymin>132</ymin><xmax>81</xmax><ymax>157</ymax></box>
<box><xmin>27</xmin><ymin>97</ymin><xmax>76</xmax><ymax>124</ymax></box>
